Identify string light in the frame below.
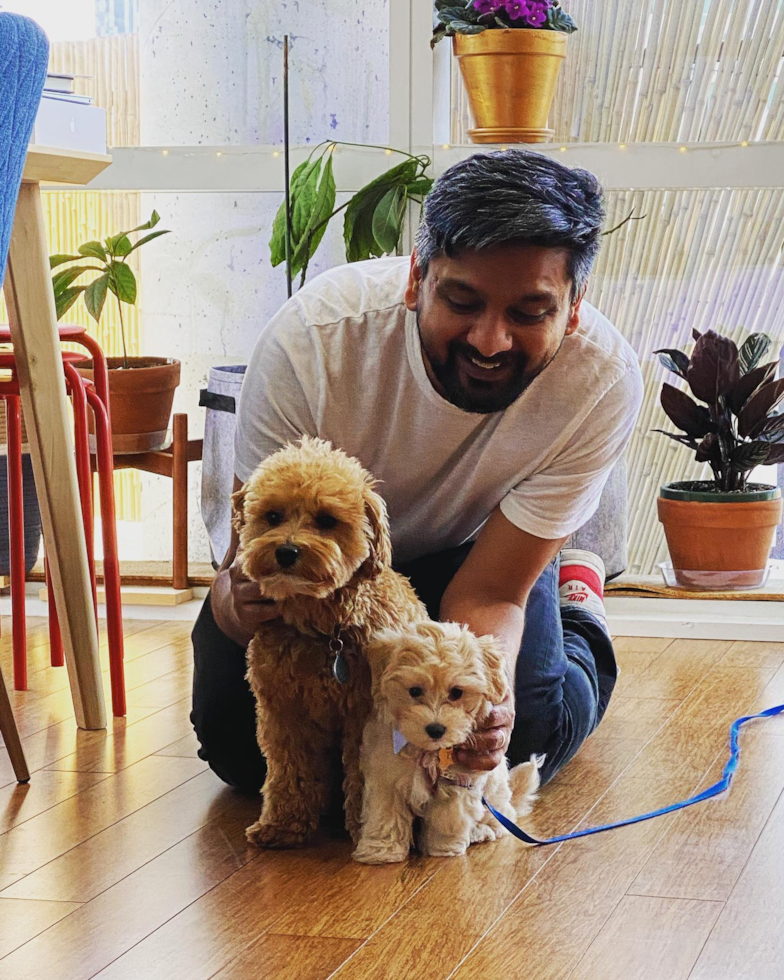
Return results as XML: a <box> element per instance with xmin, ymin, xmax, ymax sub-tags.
<box><xmin>161</xmin><ymin>149</ymin><xmax>169</xmax><ymax>156</ymax></box>
<box><xmin>619</xmin><ymin>142</ymin><xmax>627</xmax><ymax>150</ymax></box>
<box><xmin>559</xmin><ymin>145</ymin><xmax>567</xmax><ymax>152</ymax></box>
<box><xmin>679</xmin><ymin>145</ymin><xmax>688</xmax><ymax>153</ymax></box>
<box><xmin>741</xmin><ymin>140</ymin><xmax>749</xmax><ymax>147</ymax></box>
<box><xmin>441</xmin><ymin>143</ymin><xmax>450</xmax><ymax>150</ymax></box>
<box><xmin>385</xmin><ymin>148</ymin><xmax>393</xmax><ymax>155</ymax></box>
<box><xmin>216</xmin><ymin>151</ymin><xmax>223</xmax><ymax>157</ymax></box>
<box><xmin>272</xmin><ymin>150</ymin><xmax>281</xmax><ymax>158</ymax></box>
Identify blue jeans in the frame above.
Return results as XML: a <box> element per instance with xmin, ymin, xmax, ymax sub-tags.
<box><xmin>191</xmin><ymin>544</ymin><xmax>617</xmax><ymax>791</ymax></box>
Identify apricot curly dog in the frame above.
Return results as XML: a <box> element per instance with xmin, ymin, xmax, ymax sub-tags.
<box><xmin>233</xmin><ymin>437</ymin><xmax>427</xmax><ymax>848</ymax></box>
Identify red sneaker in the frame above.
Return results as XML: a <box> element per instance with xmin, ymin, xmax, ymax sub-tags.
<box><xmin>559</xmin><ymin>549</ymin><xmax>607</xmax><ymax>622</ymax></box>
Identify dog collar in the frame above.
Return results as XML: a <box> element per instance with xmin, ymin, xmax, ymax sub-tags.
<box><xmin>393</xmin><ymin>731</ymin><xmax>474</xmax><ymax>792</ymax></box>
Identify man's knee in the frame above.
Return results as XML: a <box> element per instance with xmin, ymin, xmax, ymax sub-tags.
<box><xmin>191</xmin><ymin>594</ymin><xmax>265</xmax><ymax>793</ymax></box>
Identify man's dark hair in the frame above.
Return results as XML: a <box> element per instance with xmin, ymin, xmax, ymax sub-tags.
<box><xmin>414</xmin><ymin>149</ymin><xmax>605</xmax><ymax>299</ymax></box>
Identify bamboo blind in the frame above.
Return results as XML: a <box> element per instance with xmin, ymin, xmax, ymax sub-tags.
<box><xmin>589</xmin><ymin>186</ymin><xmax>784</xmax><ymax>575</ymax></box>
<box><xmin>451</xmin><ymin>0</ymin><xmax>784</xmax><ymax>144</ymax></box>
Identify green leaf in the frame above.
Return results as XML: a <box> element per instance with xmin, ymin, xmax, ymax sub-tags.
<box><xmin>654</xmin><ymin>348</ymin><xmax>690</xmax><ymax>379</ymax></box>
<box><xmin>448</xmin><ymin>20</ymin><xmax>486</xmax><ymax>34</ymax></box>
<box><xmin>84</xmin><ymin>273</ymin><xmax>110</xmax><ymax>322</ymax></box>
<box><xmin>49</xmin><ymin>253</ymin><xmax>82</xmax><ymax>269</ymax></box>
<box><xmin>405</xmin><ymin>177</ymin><xmax>434</xmax><ymax>198</ymax></box>
<box><xmin>738</xmin><ymin>333</ymin><xmax>773</xmax><ymax>375</ymax></box>
<box><xmin>438</xmin><ymin>7</ymin><xmax>472</xmax><ymax>25</ymax></box>
<box><xmin>738</xmin><ymin>378</ymin><xmax>784</xmax><ymax>438</ymax></box>
<box><xmin>292</xmin><ymin>151</ymin><xmax>337</xmax><ymax>280</ymax></box>
<box><xmin>112</xmin><ymin>235</ymin><xmax>133</xmax><ymax>257</ymax></box>
<box><xmin>52</xmin><ymin>265</ymin><xmax>99</xmax><ymax>294</ymax></box>
<box><xmin>127</xmin><ymin>229</ymin><xmax>171</xmax><ymax>254</ymax></box>
<box><xmin>111</xmin><ymin>262</ymin><xmax>137</xmax><ymax>304</ymax></box>
<box><xmin>344</xmin><ymin>159</ymin><xmax>419</xmax><ymax>263</ymax></box>
<box><xmin>546</xmin><ymin>5</ymin><xmax>578</xmax><ymax>32</ymax></box>
<box><xmin>269</xmin><ymin>158</ymin><xmax>310</xmax><ymax>267</ymax></box>
<box><xmin>55</xmin><ymin>285</ymin><xmax>86</xmax><ymax>320</ymax></box>
<box><xmin>372</xmin><ymin>186</ymin><xmax>407</xmax><ymax>254</ymax></box>
<box><xmin>78</xmin><ymin>241</ymin><xmax>107</xmax><ymax>261</ymax></box>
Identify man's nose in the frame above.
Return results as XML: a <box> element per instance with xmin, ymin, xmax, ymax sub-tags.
<box><xmin>465</xmin><ymin>314</ymin><xmax>513</xmax><ymax>358</ymax></box>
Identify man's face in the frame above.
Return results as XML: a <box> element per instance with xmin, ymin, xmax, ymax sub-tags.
<box><xmin>405</xmin><ymin>243</ymin><xmax>582</xmax><ymax>413</ymax></box>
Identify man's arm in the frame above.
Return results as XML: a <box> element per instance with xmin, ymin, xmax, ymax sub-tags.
<box><xmin>440</xmin><ymin>508</ymin><xmax>568</xmax><ymax>771</ymax></box>
<box><xmin>210</xmin><ymin>476</ymin><xmax>281</xmax><ymax>647</ymax></box>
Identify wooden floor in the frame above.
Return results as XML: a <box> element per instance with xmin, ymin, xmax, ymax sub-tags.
<box><xmin>1</xmin><ymin>621</ymin><xmax>783</xmax><ymax>979</ymax></box>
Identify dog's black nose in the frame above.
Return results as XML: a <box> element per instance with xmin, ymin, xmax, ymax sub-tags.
<box><xmin>425</xmin><ymin>723</ymin><xmax>446</xmax><ymax>740</ymax></box>
<box><xmin>275</xmin><ymin>543</ymin><xmax>300</xmax><ymax>568</ymax></box>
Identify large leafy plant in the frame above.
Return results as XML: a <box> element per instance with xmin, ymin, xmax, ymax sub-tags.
<box><xmin>270</xmin><ymin>142</ymin><xmax>433</xmax><ymax>288</ymax></box>
<box><xmin>432</xmin><ymin>0</ymin><xmax>577</xmax><ymax>46</ymax></box>
<box><xmin>655</xmin><ymin>329</ymin><xmax>784</xmax><ymax>492</ymax></box>
<box><xmin>49</xmin><ymin>211</ymin><xmax>170</xmax><ymax>369</ymax></box>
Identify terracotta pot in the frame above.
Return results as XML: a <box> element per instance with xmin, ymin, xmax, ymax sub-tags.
<box><xmin>77</xmin><ymin>357</ymin><xmax>181</xmax><ymax>453</ymax></box>
<box><xmin>453</xmin><ymin>29</ymin><xmax>568</xmax><ymax>144</ymax></box>
<box><xmin>657</xmin><ymin>482</ymin><xmax>783</xmax><ymax>589</ymax></box>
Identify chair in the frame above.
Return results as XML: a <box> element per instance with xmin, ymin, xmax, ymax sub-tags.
<box><xmin>0</xmin><ymin>12</ymin><xmax>49</xmax><ymax>781</ymax></box>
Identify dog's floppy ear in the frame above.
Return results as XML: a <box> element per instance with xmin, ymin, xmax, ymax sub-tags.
<box><xmin>477</xmin><ymin>634</ymin><xmax>510</xmax><ymax>706</ymax></box>
<box><xmin>357</xmin><ymin>483</ymin><xmax>392</xmax><ymax>579</ymax></box>
<box><xmin>230</xmin><ymin>483</ymin><xmax>248</xmax><ymax>535</ymax></box>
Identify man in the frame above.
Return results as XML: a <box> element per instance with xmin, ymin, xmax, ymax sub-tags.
<box><xmin>192</xmin><ymin>148</ymin><xmax>643</xmax><ymax>795</ymax></box>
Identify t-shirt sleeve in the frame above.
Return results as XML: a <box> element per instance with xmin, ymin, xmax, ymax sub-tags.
<box><xmin>233</xmin><ymin>301</ymin><xmax>320</xmax><ymax>482</ymax></box>
<box><xmin>500</xmin><ymin>363</ymin><xmax>644</xmax><ymax>540</ymax></box>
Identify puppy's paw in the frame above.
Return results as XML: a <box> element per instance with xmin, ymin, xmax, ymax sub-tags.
<box><xmin>246</xmin><ymin>820</ymin><xmax>310</xmax><ymax>849</ymax></box>
<box><xmin>469</xmin><ymin>822</ymin><xmax>498</xmax><ymax>844</ymax></box>
<box><xmin>352</xmin><ymin>838</ymin><xmax>409</xmax><ymax>864</ymax></box>
<box><xmin>423</xmin><ymin>840</ymin><xmax>469</xmax><ymax>858</ymax></box>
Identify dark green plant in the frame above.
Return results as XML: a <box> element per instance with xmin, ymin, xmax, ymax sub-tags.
<box><xmin>269</xmin><ymin>142</ymin><xmax>433</xmax><ymax>287</ymax></box>
<box><xmin>49</xmin><ymin>211</ymin><xmax>170</xmax><ymax>370</ymax></box>
<box><xmin>655</xmin><ymin>328</ymin><xmax>784</xmax><ymax>492</ymax></box>
<box><xmin>432</xmin><ymin>0</ymin><xmax>577</xmax><ymax>48</ymax></box>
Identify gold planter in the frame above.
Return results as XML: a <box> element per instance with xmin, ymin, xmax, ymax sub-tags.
<box><xmin>453</xmin><ymin>29</ymin><xmax>567</xmax><ymax>144</ymax></box>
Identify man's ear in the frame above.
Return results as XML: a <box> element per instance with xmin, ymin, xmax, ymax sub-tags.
<box><xmin>565</xmin><ymin>289</ymin><xmax>584</xmax><ymax>336</ymax></box>
<box><xmin>356</xmin><ymin>483</ymin><xmax>392</xmax><ymax>580</ymax></box>
<box><xmin>230</xmin><ymin>483</ymin><xmax>248</xmax><ymax>535</ymax></box>
<box><xmin>477</xmin><ymin>635</ymin><xmax>510</xmax><ymax>706</ymax></box>
<box><xmin>404</xmin><ymin>248</ymin><xmax>422</xmax><ymax>311</ymax></box>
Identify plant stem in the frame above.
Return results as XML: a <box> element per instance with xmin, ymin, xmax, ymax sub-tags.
<box><xmin>116</xmin><ymin>296</ymin><xmax>129</xmax><ymax>370</ymax></box>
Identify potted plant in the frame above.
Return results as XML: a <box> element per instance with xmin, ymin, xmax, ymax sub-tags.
<box><xmin>655</xmin><ymin>328</ymin><xmax>784</xmax><ymax>589</ymax></box>
<box><xmin>432</xmin><ymin>0</ymin><xmax>578</xmax><ymax>144</ymax></box>
<box><xmin>50</xmin><ymin>211</ymin><xmax>179</xmax><ymax>453</ymax></box>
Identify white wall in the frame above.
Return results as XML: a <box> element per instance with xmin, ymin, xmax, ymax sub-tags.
<box><xmin>135</xmin><ymin>0</ymin><xmax>389</xmax><ymax>565</ymax></box>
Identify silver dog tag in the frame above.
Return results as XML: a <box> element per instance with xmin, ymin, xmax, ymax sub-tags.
<box><xmin>330</xmin><ymin>635</ymin><xmax>350</xmax><ymax>685</ymax></box>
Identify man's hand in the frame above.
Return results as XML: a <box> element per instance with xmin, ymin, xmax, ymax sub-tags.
<box><xmin>212</xmin><ymin>548</ymin><xmax>280</xmax><ymax>647</ymax></box>
<box><xmin>453</xmin><ymin>692</ymin><xmax>515</xmax><ymax>772</ymax></box>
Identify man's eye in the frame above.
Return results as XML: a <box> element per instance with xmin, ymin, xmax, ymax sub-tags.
<box><xmin>409</xmin><ymin>686</ymin><xmax>424</xmax><ymax>698</ymax></box>
<box><xmin>447</xmin><ymin>299</ymin><xmax>479</xmax><ymax>313</ymax></box>
<box><xmin>316</xmin><ymin>513</ymin><xmax>338</xmax><ymax>530</ymax></box>
<box><xmin>266</xmin><ymin>511</ymin><xmax>283</xmax><ymax>526</ymax></box>
<box><xmin>448</xmin><ymin>687</ymin><xmax>463</xmax><ymax>701</ymax></box>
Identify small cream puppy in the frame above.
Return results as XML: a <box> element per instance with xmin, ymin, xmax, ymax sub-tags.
<box><xmin>354</xmin><ymin>621</ymin><xmax>540</xmax><ymax>864</ymax></box>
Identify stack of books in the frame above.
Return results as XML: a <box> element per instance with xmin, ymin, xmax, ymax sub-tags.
<box><xmin>43</xmin><ymin>73</ymin><xmax>93</xmax><ymax>106</ymax></box>
<box><xmin>32</xmin><ymin>72</ymin><xmax>107</xmax><ymax>155</ymax></box>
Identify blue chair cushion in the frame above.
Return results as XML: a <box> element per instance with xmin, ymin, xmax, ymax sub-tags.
<box><xmin>0</xmin><ymin>13</ymin><xmax>49</xmax><ymax>287</ymax></box>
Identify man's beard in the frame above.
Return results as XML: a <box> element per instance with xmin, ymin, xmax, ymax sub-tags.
<box><xmin>418</xmin><ymin>320</ymin><xmax>544</xmax><ymax>414</ymax></box>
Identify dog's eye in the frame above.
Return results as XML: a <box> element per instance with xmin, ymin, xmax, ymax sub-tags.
<box><xmin>448</xmin><ymin>687</ymin><xmax>463</xmax><ymax>701</ymax></box>
<box><xmin>409</xmin><ymin>686</ymin><xmax>424</xmax><ymax>699</ymax></box>
<box><xmin>315</xmin><ymin>513</ymin><xmax>338</xmax><ymax>530</ymax></box>
<box><xmin>265</xmin><ymin>511</ymin><xmax>283</xmax><ymax>526</ymax></box>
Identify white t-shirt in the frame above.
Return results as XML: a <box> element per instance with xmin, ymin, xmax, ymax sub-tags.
<box><xmin>235</xmin><ymin>257</ymin><xmax>643</xmax><ymax>565</ymax></box>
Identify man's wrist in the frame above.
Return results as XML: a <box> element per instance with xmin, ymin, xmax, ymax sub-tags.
<box><xmin>211</xmin><ymin>570</ymin><xmax>252</xmax><ymax>648</ymax></box>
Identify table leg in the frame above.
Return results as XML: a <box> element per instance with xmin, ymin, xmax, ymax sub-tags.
<box><xmin>3</xmin><ymin>182</ymin><xmax>106</xmax><ymax>730</ymax></box>
<box><xmin>172</xmin><ymin>413</ymin><xmax>188</xmax><ymax>591</ymax></box>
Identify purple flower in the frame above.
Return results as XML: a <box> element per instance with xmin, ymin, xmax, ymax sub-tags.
<box><xmin>524</xmin><ymin>0</ymin><xmax>550</xmax><ymax>26</ymax></box>
<box><xmin>504</xmin><ymin>0</ymin><xmax>528</xmax><ymax>19</ymax></box>
<box><xmin>473</xmin><ymin>0</ymin><xmax>504</xmax><ymax>13</ymax></box>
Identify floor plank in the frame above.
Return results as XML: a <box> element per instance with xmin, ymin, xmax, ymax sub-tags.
<box><xmin>213</xmin><ymin>934</ymin><xmax>360</xmax><ymax>980</ymax></box>
<box><xmin>0</xmin><ymin>769</ymin><xmax>109</xmax><ymax>834</ymax></box>
<box><xmin>568</xmin><ymin>895</ymin><xmax>723</xmax><ymax>980</ymax></box>
<box><xmin>689</xmin><ymin>787</ymin><xmax>784</xmax><ymax>980</ymax></box>
<box><xmin>0</xmin><ymin>755</ymin><xmax>206</xmax><ymax>888</ymax></box>
<box><xmin>620</xmin><ymin>638</ymin><xmax>733</xmax><ymax>700</ymax></box>
<box><xmin>0</xmin><ymin>898</ymin><xmax>81</xmax><ymax>959</ymax></box>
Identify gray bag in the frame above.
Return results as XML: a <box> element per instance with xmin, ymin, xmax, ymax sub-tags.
<box><xmin>568</xmin><ymin>456</ymin><xmax>628</xmax><ymax>580</ymax></box>
<box><xmin>200</xmin><ymin>365</ymin><xmax>246</xmax><ymax>566</ymax></box>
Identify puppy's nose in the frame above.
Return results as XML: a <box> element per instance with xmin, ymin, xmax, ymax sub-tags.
<box><xmin>275</xmin><ymin>543</ymin><xmax>300</xmax><ymax>568</ymax></box>
<box><xmin>425</xmin><ymin>723</ymin><xmax>446</xmax><ymax>740</ymax></box>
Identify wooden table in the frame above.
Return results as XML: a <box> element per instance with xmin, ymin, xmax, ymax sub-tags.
<box><xmin>3</xmin><ymin>144</ymin><xmax>112</xmax><ymax>730</ymax></box>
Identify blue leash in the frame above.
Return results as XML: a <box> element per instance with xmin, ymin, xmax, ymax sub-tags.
<box><xmin>484</xmin><ymin>701</ymin><xmax>784</xmax><ymax>847</ymax></box>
